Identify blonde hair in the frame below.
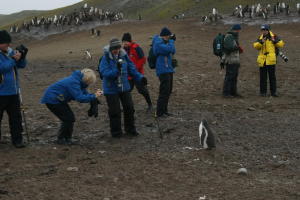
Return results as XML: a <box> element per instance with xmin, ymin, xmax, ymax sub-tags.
<box><xmin>81</xmin><ymin>68</ymin><xmax>96</xmax><ymax>85</ymax></box>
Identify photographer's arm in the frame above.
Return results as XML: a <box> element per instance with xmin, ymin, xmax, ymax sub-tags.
<box><xmin>275</xmin><ymin>39</ymin><xmax>284</xmax><ymax>48</ymax></box>
<box><xmin>253</xmin><ymin>38</ymin><xmax>263</xmax><ymax>50</ymax></box>
<box><xmin>154</xmin><ymin>39</ymin><xmax>175</xmax><ymax>55</ymax></box>
<box><xmin>16</xmin><ymin>59</ymin><xmax>27</xmax><ymax>69</ymax></box>
<box><xmin>67</xmin><ymin>83</ymin><xmax>96</xmax><ymax>103</ymax></box>
<box><xmin>0</xmin><ymin>57</ymin><xmax>16</xmax><ymax>73</ymax></box>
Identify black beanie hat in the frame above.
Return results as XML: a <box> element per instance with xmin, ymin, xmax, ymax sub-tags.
<box><xmin>0</xmin><ymin>30</ymin><xmax>12</xmax><ymax>44</ymax></box>
<box><xmin>160</xmin><ymin>27</ymin><xmax>172</xmax><ymax>36</ymax></box>
<box><xmin>122</xmin><ymin>33</ymin><xmax>132</xmax><ymax>42</ymax></box>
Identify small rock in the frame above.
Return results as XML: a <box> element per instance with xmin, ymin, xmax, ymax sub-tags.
<box><xmin>67</xmin><ymin>167</ymin><xmax>79</xmax><ymax>172</ymax></box>
<box><xmin>237</xmin><ymin>168</ymin><xmax>248</xmax><ymax>175</ymax></box>
<box><xmin>247</xmin><ymin>107</ymin><xmax>256</xmax><ymax>111</ymax></box>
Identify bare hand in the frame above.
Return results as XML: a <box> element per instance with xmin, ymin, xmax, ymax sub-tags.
<box><xmin>12</xmin><ymin>51</ymin><xmax>22</xmax><ymax>61</ymax></box>
<box><xmin>95</xmin><ymin>89</ymin><xmax>103</xmax><ymax>97</ymax></box>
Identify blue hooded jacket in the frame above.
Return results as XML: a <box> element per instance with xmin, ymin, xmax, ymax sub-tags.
<box><xmin>99</xmin><ymin>46</ymin><xmax>143</xmax><ymax>95</ymax></box>
<box><xmin>0</xmin><ymin>48</ymin><xmax>27</xmax><ymax>96</ymax></box>
<box><xmin>41</xmin><ymin>70</ymin><xmax>96</xmax><ymax>104</ymax></box>
<box><xmin>152</xmin><ymin>35</ymin><xmax>176</xmax><ymax>76</ymax></box>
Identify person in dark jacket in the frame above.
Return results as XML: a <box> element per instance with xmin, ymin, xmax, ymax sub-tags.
<box><xmin>222</xmin><ymin>24</ymin><xmax>243</xmax><ymax>98</ymax></box>
<box><xmin>41</xmin><ymin>68</ymin><xmax>102</xmax><ymax>145</ymax></box>
<box><xmin>152</xmin><ymin>27</ymin><xmax>176</xmax><ymax>118</ymax></box>
<box><xmin>0</xmin><ymin>30</ymin><xmax>27</xmax><ymax>148</ymax></box>
<box><xmin>99</xmin><ymin>38</ymin><xmax>147</xmax><ymax>138</ymax></box>
<box><xmin>122</xmin><ymin>32</ymin><xmax>152</xmax><ymax>112</ymax></box>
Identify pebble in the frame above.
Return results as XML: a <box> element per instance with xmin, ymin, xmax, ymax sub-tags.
<box><xmin>237</xmin><ymin>168</ymin><xmax>248</xmax><ymax>175</ymax></box>
<box><xmin>247</xmin><ymin>107</ymin><xmax>256</xmax><ymax>111</ymax></box>
<box><xmin>67</xmin><ymin>167</ymin><xmax>79</xmax><ymax>172</ymax></box>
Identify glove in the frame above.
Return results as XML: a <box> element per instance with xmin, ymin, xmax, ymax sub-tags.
<box><xmin>170</xmin><ymin>34</ymin><xmax>176</xmax><ymax>41</ymax></box>
<box><xmin>88</xmin><ymin>99</ymin><xmax>100</xmax><ymax>118</ymax></box>
<box><xmin>15</xmin><ymin>44</ymin><xmax>28</xmax><ymax>60</ymax></box>
<box><xmin>140</xmin><ymin>77</ymin><xmax>148</xmax><ymax>86</ymax></box>
<box><xmin>238</xmin><ymin>46</ymin><xmax>244</xmax><ymax>54</ymax></box>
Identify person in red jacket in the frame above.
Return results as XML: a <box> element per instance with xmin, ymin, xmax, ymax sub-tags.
<box><xmin>122</xmin><ymin>33</ymin><xmax>152</xmax><ymax>112</ymax></box>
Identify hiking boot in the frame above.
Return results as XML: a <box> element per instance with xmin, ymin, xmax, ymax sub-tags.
<box><xmin>271</xmin><ymin>93</ymin><xmax>279</xmax><ymax>97</ymax></box>
<box><xmin>232</xmin><ymin>93</ymin><xmax>243</xmax><ymax>98</ymax></box>
<box><xmin>56</xmin><ymin>138</ymin><xmax>66</xmax><ymax>145</ymax></box>
<box><xmin>146</xmin><ymin>105</ymin><xmax>153</xmax><ymax>113</ymax></box>
<box><xmin>111</xmin><ymin>132</ymin><xmax>123</xmax><ymax>138</ymax></box>
<box><xmin>14</xmin><ymin>142</ymin><xmax>26</xmax><ymax>148</ymax></box>
<box><xmin>165</xmin><ymin>112</ymin><xmax>174</xmax><ymax>117</ymax></box>
<box><xmin>260</xmin><ymin>93</ymin><xmax>267</xmax><ymax>97</ymax></box>
<box><xmin>223</xmin><ymin>94</ymin><xmax>233</xmax><ymax>98</ymax></box>
<box><xmin>65</xmin><ymin>138</ymin><xmax>79</xmax><ymax>145</ymax></box>
<box><xmin>126</xmin><ymin>130</ymin><xmax>140</xmax><ymax>137</ymax></box>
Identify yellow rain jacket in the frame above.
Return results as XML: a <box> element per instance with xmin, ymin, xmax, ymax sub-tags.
<box><xmin>253</xmin><ymin>31</ymin><xmax>284</xmax><ymax>67</ymax></box>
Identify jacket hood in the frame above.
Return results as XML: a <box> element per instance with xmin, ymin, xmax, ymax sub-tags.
<box><xmin>103</xmin><ymin>45</ymin><xmax>127</xmax><ymax>60</ymax></box>
<box><xmin>72</xmin><ymin>70</ymin><xmax>88</xmax><ymax>88</ymax></box>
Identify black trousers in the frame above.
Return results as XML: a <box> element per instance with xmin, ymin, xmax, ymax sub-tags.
<box><xmin>46</xmin><ymin>103</ymin><xmax>75</xmax><ymax>140</ymax></box>
<box><xmin>129</xmin><ymin>79</ymin><xmax>152</xmax><ymax>106</ymax></box>
<box><xmin>157</xmin><ymin>73</ymin><xmax>173</xmax><ymax>116</ymax></box>
<box><xmin>223</xmin><ymin>64</ymin><xmax>240</xmax><ymax>96</ymax></box>
<box><xmin>0</xmin><ymin>95</ymin><xmax>23</xmax><ymax>144</ymax></box>
<box><xmin>259</xmin><ymin>65</ymin><xmax>276</xmax><ymax>95</ymax></box>
<box><xmin>105</xmin><ymin>92</ymin><xmax>136</xmax><ymax>136</ymax></box>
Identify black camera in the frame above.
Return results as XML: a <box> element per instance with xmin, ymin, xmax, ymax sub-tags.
<box><xmin>170</xmin><ymin>34</ymin><xmax>176</xmax><ymax>41</ymax></box>
<box><xmin>15</xmin><ymin>44</ymin><xmax>28</xmax><ymax>60</ymax></box>
<box><xmin>117</xmin><ymin>58</ymin><xmax>123</xmax><ymax>71</ymax></box>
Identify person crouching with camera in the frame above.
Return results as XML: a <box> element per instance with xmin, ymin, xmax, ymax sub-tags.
<box><xmin>253</xmin><ymin>24</ymin><xmax>285</xmax><ymax>97</ymax></box>
<box><xmin>41</xmin><ymin>68</ymin><xmax>102</xmax><ymax>145</ymax></box>
<box><xmin>99</xmin><ymin>38</ymin><xmax>147</xmax><ymax>138</ymax></box>
<box><xmin>0</xmin><ymin>30</ymin><xmax>27</xmax><ymax>148</ymax></box>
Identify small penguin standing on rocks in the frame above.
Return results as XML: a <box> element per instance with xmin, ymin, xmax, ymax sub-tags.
<box><xmin>199</xmin><ymin>119</ymin><xmax>216</xmax><ymax>150</ymax></box>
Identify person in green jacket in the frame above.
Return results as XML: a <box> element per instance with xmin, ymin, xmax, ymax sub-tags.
<box><xmin>221</xmin><ymin>24</ymin><xmax>243</xmax><ymax>98</ymax></box>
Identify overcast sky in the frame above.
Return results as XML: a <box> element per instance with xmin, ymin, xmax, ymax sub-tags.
<box><xmin>0</xmin><ymin>0</ymin><xmax>83</xmax><ymax>15</ymax></box>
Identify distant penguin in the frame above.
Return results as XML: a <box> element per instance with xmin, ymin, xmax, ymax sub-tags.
<box><xmin>199</xmin><ymin>119</ymin><xmax>216</xmax><ymax>150</ymax></box>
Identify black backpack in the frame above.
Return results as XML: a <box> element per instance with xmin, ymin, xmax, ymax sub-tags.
<box><xmin>213</xmin><ymin>33</ymin><xmax>225</xmax><ymax>57</ymax></box>
<box><xmin>147</xmin><ymin>45</ymin><xmax>157</xmax><ymax>69</ymax></box>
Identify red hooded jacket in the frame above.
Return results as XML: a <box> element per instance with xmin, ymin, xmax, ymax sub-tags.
<box><xmin>125</xmin><ymin>42</ymin><xmax>146</xmax><ymax>79</ymax></box>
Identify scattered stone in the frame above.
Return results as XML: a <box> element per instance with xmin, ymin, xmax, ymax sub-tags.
<box><xmin>247</xmin><ymin>107</ymin><xmax>256</xmax><ymax>111</ymax></box>
<box><xmin>67</xmin><ymin>167</ymin><xmax>79</xmax><ymax>172</ymax></box>
<box><xmin>237</xmin><ymin>168</ymin><xmax>248</xmax><ymax>175</ymax></box>
<box><xmin>0</xmin><ymin>189</ymin><xmax>8</xmax><ymax>195</ymax></box>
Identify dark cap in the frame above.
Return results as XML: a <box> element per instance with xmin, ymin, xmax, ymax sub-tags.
<box><xmin>122</xmin><ymin>33</ymin><xmax>132</xmax><ymax>42</ymax></box>
<box><xmin>160</xmin><ymin>27</ymin><xmax>172</xmax><ymax>36</ymax></box>
<box><xmin>109</xmin><ymin>38</ymin><xmax>122</xmax><ymax>51</ymax></box>
<box><xmin>0</xmin><ymin>30</ymin><xmax>12</xmax><ymax>44</ymax></box>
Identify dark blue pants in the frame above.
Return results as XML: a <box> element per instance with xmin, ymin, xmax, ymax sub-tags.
<box><xmin>157</xmin><ymin>73</ymin><xmax>173</xmax><ymax>116</ymax></box>
<box><xmin>259</xmin><ymin>65</ymin><xmax>276</xmax><ymax>95</ymax></box>
<box><xmin>105</xmin><ymin>92</ymin><xmax>136</xmax><ymax>136</ymax></box>
<box><xmin>46</xmin><ymin>103</ymin><xmax>75</xmax><ymax>140</ymax></box>
<box><xmin>129</xmin><ymin>79</ymin><xmax>152</xmax><ymax>106</ymax></box>
<box><xmin>0</xmin><ymin>95</ymin><xmax>23</xmax><ymax>145</ymax></box>
<box><xmin>223</xmin><ymin>64</ymin><xmax>240</xmax><ymax>96</ymax></box>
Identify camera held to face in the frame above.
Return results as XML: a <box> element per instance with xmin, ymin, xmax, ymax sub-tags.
<box><xmin>15</xmin><ymin>44</ymin><xmax>28</xmax><ymax>60</ymax></box>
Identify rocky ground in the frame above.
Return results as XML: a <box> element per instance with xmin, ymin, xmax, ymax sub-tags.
<box><xmin>0</xmin><ymin>19</ymin><xmax>299</xmax><ymax>200</ymax></box>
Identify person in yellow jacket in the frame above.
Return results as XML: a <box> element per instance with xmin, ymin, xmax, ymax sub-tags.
<box><xmin>253</xmin><ymin>24</ymin><xmax>285</xmax><ymax>97</ymax></box>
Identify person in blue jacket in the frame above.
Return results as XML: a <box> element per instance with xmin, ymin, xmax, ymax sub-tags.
<box><xmin>99</xmin><ymin>38</ymin><xmax>147</xmax><ymax>138</ymax></box>
<box><xmin>152</xmin><ymin>27</ymin><xmax>176</xmax><ymax>118</ymax></box>
<box><xmin>41</xmin><ymin>68</ymin><xmax>102</xmax><ymax>145</ymax></box>
<box><xmin>0</xmin><ymin>30</ymin><xmax>27</xmax><ymax>148</ymax></box>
